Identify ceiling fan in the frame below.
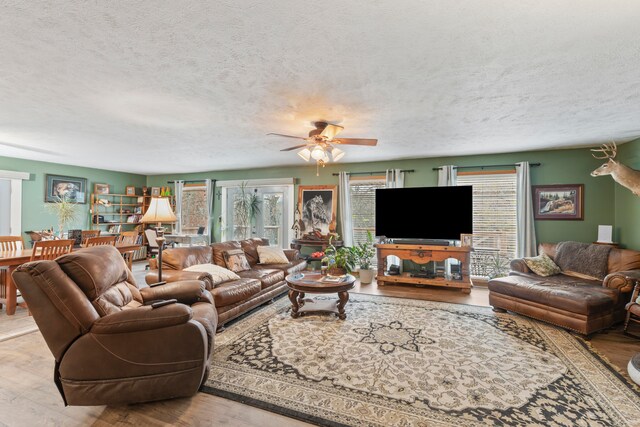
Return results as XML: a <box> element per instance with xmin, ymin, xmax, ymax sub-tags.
<box><xmin>267</xmin><ymin>122</ymin><xmax>377</xmax><ymax>174</ymax></box>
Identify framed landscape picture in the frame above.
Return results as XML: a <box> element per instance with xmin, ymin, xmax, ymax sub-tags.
<box><xmin>297</xmin><ymin>185</ymin><xmax>337</xmax><ymax>236</ymax></box>
<box><xmin>45</xmin><ymin>174</ymin><xmax>87</xmax><ymax>203</ymax></box>
<box><xmin>533</xmin><ymin>184</ymin><xmax>584</xmax><ymax>220</ymax></box>
<box><xmin>94</xmin><ymin>183</ymin><xmax>110</xmax><ymax>195</ymax></box>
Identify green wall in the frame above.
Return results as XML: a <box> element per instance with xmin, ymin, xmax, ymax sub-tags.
<box><xmin>614</xmin><ymin>138</ymin><xmax>640</xmax><ymax>249</ymax></box>
<box><xmin>147</xmin><ymin>146</ymin><xmax>616</xmax><ymax>246</ymax></box>
<box><xmin>0</xmin><ymin>156</ymin><xmax>146</xmax><ymax>242</ymax></box>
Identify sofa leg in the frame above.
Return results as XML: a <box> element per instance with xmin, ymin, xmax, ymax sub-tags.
<box><xmin>266</xmin><ymin>298</ymin><xmax>275</xmax><ymax>305</ymax></box>
<box><xmin>216</xmin><ymin>324</ymin><xmax>226</xmax><ymax>333</ymax></box>
<box><xmin>492</xmin><ymin>306</ymin><xmax>507</xmax><ymax>313</ymax></box>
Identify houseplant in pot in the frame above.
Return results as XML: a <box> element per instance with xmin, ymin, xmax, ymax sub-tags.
<box><xmin>322</xmin><ymin>235</ymin><xmax>356</xmax><ymax>276</ymax></box>
<box><xmin>354</xmin><ymin>231</ymin><xmax>376</xmax><ymax>284</ymax></box>
<box><xmin>45</xmin><ymin>195</ymin><xmax>78</xmax><ymax>238</ymax></box>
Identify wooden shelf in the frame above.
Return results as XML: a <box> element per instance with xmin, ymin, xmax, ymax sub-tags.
<box><xmin>90</xmin><ymin>192</ymin><xmax>144</xmax><ymax>233</ymax></box>
<box><xmin>376</xmin><ymin>273</ymin><xmax>470</xmax><ymax>289</ymax></box>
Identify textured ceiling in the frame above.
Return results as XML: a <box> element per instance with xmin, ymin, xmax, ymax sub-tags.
<box><xmin>1</xmin><ymin>1</ymin><xmax>640</xmax><ymax>174</ymax></box>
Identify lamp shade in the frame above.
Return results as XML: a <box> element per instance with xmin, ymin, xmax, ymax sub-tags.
<box><xmin>310</xmin><ymin>145</ymin><xmax>325</xmax><ymax>160</ymax></box>
<box><xmin>141</xmin><ymin>197</ymin><xmax>177</xmax><ymax>223</ymax></box>
<box><xmin>297</xmin><ymin>147</ymin><xmax>311</xmax><ymax>161</ymax></box>
<box><xmin>331</xmin><ymin>147</ymin><xmax>345</xmax><ymax>162</ymax></box>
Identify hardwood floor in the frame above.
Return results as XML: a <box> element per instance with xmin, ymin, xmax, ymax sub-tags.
<box><xmin>1</xmin><ymin>277</ymin><xmax>638</xmax><ymax>426</ymax></box>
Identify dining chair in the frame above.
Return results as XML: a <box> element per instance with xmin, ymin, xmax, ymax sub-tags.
<box><xmin>117</xmin><ymin>231</ymin><xmax>139</xmax><ymax>269</ymax></box>
<box><xmin>0</xmin><ymin>236</ymin><xmax>25</xmax><ymax>251</ymax></box>
<box><xmin>81</xmin><ymin>230</ymin><xmax>101</xmax><ymax>245</ymax></box>
<box><xmin>85</xmin><ymin>236</ymin><xmax>117</xmax><ymax>247</ymax></box>
<box><xmin>31</xmin><ymin>239</ymin><xmax>75</xmax><ymax>261</ymax></box>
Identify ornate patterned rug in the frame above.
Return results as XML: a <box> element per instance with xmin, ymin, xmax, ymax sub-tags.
<box><xmin>203</xmin><ymin>294</ymin><xmax>640</xmax><ymax>426</ymax></box>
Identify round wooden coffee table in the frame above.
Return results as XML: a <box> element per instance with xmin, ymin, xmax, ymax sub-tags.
<box><xmin>286</xmin><ymin>272</ymin><xmax>356</xmax><ymax>320</ymax></box>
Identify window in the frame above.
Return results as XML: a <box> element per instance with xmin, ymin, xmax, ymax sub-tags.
<box><xmin>349</xmin><ymin>178</ymin><xmax>386</xmax><ymax>246</ymax></box>
<box><xmin>457</xmin><ymin>171</ymin><xmax>517</xmax><ymax>278</ymax></box>
<box><xmin>181</xmin><ymin>184</ymin><xmax>208</xmax><ymax>234</ymax></box>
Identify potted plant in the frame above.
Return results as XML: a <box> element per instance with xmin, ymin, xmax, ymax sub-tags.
<box><xmin>45</xmin><ymin>195</ymin><xmax>78</xmax><ymax>238</ymax></box>
<box><xmin>234</xmin><ymin>182</ymin><xmax>261</xmax><ymax>239</ymax></box>
<box><xmin>322</xmin><ymin>235</ymin><xmax>356</xmax><ymax>275</ymax></box>
<box><xmin>354</xmin><ymin>231</ymin><xmax>376</xmax><ymax>284</ymax></box>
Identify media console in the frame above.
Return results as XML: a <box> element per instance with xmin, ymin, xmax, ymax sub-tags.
<box><xmin>375</xmin><ymin>243</ymin><xmax>472</xmax><ymax>293</ymax></box>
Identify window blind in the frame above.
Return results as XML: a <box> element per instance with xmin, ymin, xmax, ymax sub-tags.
<box><xmin>349</xmin><ymin>179</ymin><xmax>386</xmax><ymax>245</ymax></box>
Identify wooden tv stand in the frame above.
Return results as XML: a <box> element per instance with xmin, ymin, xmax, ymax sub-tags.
<box><xmin>375</xmin><ymin>243</ymin><xmax>472</xmax><ymax>293</ymax></box>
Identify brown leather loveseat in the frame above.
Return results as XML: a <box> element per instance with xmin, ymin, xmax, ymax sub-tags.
<box><xmin>146</xmin><ymin>238</ymin><xmax>307</xmax><ymax>330</ymax></box>
<box><xmin>12</xmin><ymin>245</ymin><xmax>217</xmax><ymax>406</ymax></box>
<box><xmin>488</xmin><ymin>242</ymin><xmax>640</xmax><ymax>335</ymax></box>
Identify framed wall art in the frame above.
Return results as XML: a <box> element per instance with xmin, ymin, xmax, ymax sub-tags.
<box><xmin>126</xmin><ymin>186</ymin><xmax>136</xmax><ymax>196</ymax></box>
<box><xmin>297</xmin><ymin>185</ymin><xmax>337</xmax><ymax>236</ymax></box>
<box><xmin>94</xmin><ymin>183</ymin><xmax>110</xmax><ymax>195</ymax></box>
<box><xmin>151</xmin><ymin>187</ymin><xmax>161</xmax><ymax>197</ymax></box>
<box><xmin>533</xmin><ymin>184</ymin><xmax>584</xmax><ymax>220</ymax></box>
<box><xmin>460</xmin><ymin>234</ymin><xmax>473</xmax><ymax>247</ymax></box>
<box><xmin>45</xmin><ymin>174</ymin><xmax>87</xmax><ymax>203</ymax></box>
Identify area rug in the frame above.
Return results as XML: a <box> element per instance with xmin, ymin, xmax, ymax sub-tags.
<box><xmin>203</xmin><ymin>295</ymin><xmax>640</xmax><ymax>426</ymax></box>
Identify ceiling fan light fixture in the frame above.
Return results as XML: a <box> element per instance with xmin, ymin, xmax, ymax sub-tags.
<box><xmin>331</xmin><ymin>147</ymin><xmax>345</xmax><ymax>162</ymax></box>
<box><xmin>297</xmin><ymin>147</ymin><xmax>311</xmax><ymax>161</ymax></box>
<box><xmin>310</xmin><ymin>145</ymin><xmax>326</xmax><ymax>160</ymax></box>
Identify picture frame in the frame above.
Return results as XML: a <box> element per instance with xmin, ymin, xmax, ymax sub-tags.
<box><xmin>533</xmin><ymin>184</ymin><xmax>584</xmax><ymax>220</ymax></box>
<box><xmin>45</xmin><ymin>174</ymin><xmax>87</xmax><ymax>204</ymax></box>
<box><xmin>297</xmin><ymin>185</ymin><xmax>338</xmax><ymax>237</ymax></box>
<box><xmin>151</xmin><ymin>187</ymin><xmax>161</xmax><ymax>197</ymax></box>
<box><xmin>125</xmin><ymin>186</ymin><xmax>136</xmax><ymax>196</ymax></box>
<box><xmin>94</xmin><ymin>183</ymin><xmax>110</xmax><ymax>195</ymax></box>
<box><xmin>460</xmin><ymin>234</ymin><xmax>473</xmax><ymax>247</ymax></box>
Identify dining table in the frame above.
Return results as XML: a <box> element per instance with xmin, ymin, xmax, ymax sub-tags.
<box><xmin>0</xmin><ymin>243</ymin><xmax>142</xmax><ymax>315</ymax></box>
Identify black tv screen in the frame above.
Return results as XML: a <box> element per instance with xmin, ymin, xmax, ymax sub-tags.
<box><xmin>375</xmin><ymin>186</ymin><xmax>473</xmax><ymax>240</ymax></box>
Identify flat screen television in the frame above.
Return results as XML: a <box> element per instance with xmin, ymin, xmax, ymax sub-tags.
<box><xmin>375</xmin><ymin>186</ymin><xmax>473</xmax><ymax>241</ymax></box>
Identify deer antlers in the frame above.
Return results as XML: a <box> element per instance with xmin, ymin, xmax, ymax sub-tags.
<box><xmin>591</xmin><ymin>141</ymin><xmax>617</xmax><ymax>159</ymax></box>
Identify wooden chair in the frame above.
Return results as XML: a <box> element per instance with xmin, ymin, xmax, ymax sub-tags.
<box><xmin>624</xmin><ymin>281</ymin><xmax>640</xmax><ymax>339</ymax></box>
<box><xmin>81</xmin><ymin>230</ymin><xmax>101</xmax><ymax>246</ymax></box>
<box><xmin>0</xmin><ymin>236</ymin><xmax>25</xmax><ymax>251</ymax></box>
<box><xmin>117</xmin><ymin>232</ymin><xmax>139</xmax><ymax>270</ymax></box>
<box><xmin>85</xmin><ymin>236</ymin><xmax>117</xmax><ymax>247</ymax></box>
<box><xmin>31</xmin><ymin>240</ymin><xmax>75</xmax><ymax>261</ymax></box>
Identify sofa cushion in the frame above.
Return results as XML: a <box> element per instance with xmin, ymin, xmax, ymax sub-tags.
<box><xmin>256</xmin><ymin>259</ymin><xmax>307</xmax><ymax>276</ymax></box>
<box><xmin>257</xmin><ymin>246</ymin><xmax>289</xmax><ymax>264</ymax></box>
<box><xmin>237</xmin><ymin>268</ymin><xmax>285</xmax><ymax>289</ymax></box>
<box><xmin>523</xmin><ymin>253</ymin><xmax>561</xmax><ymax>277</ymax></box>
<box><xmin>241</xmin><ymin>238</ymin><xmax>269</xmax><ymax>266</ymax></box>
<box><xmin>489</xmin><ymin>275</ymin><xmax>616</xmax><ymax>315</ymax></box>
<box><xmin>223</xmin><ymin>249</ymin><xmax>251</xmax><ymax>272</ymax></box>
<box><xmin>162</xmin><ymin>246</ymin><xmax>212</xmax><ymax>270</ymax></box>
<box><xmin>210</xmin><ymin>278</ymin><xmax>262</xmax><ymax>307</ymax></box>
<box><xmin>212</xmin><ymin>240</ymin><xmax>242</xmax><ymax>267</ymax></box>
<box><xmin>183</xmin><ymin>263</ymin><xmax>240</xmax><ymax>285</ymax></box>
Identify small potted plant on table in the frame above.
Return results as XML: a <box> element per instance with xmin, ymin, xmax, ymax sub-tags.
<box><xmin>322</xmin><ymin>235</ymin><xmax>356</xmax><ymax>276</ymax></box>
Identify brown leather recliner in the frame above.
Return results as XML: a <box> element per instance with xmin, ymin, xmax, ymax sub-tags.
<box><xmin>12</xmin><ymin>245</ymin><xmax>217</xmax><ymax>406</ymax></box>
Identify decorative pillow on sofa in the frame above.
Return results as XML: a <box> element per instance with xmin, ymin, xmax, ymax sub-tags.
<box><xmin>222</xmin><ymin>249</ymin><xmax>251</xmax><ymax>272</ymax></box>
<box><xmin>257</xmin><ymin>246</ymin><xmax>289</xmax><ymax>264</ymax></box>
<box><xmin>183</xmin><ymin>263</ymin><xmax>240</xmax><ymax>285</ymax></box>
<box><xmin>523</xmin><ymin>253</ymin><xmax>561</xmax><ymax>277</ymax></box>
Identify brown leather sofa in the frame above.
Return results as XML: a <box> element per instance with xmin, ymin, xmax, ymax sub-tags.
<box><xmin>488</xmin><ymin>242</ymin><xmax>640</xmax><ymax>335</ymax></box>
<box><xmin>12</xmin><ymin>245</ymin><xmax>216</xmax><ymax>406</ymax></box>
<box><xmin>146</xmin><ymin>238</ymin><xmax>307</xmax><ymax>330</ymax></box>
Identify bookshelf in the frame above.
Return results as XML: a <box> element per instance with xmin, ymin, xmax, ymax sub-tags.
<box><xmin>90</xmin><ymin>193</ymin><xmax>144</xmax><ymax>234</ymax></box>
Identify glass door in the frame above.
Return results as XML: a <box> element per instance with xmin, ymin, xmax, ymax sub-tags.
<box><xmin>223</xmin><ymin>185</ymin><xmax>290</xmax><ymax>247</ymax></box>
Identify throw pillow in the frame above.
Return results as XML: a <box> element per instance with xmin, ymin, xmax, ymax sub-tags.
<box><xmin>523</xmin><ymin>253</ymin><xmax>561</xmax><ymax>277</ymax></box>
<box><xmin>183</xmin><ymin>263</ymin><xmax>240</xmax><ymax>285</ymax></box>
<box><xmin>257</xmin><ymin>246</ymin><xmax>289</xmax><ymax>264</ymax></box>
<box><xmin>223</xmin><ymin>249</ymin><xmax>251</xmax><ymax>272</ymax></box>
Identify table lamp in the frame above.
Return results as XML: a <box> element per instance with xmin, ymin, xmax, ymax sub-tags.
<box><xmin>141</xmin><ymin>197</ymin><xmax>176</xmax><ymax>282</ymax></box>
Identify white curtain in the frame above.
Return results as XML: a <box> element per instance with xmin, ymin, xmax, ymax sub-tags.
<box><xmin>384</xmin><ymin>169</ymin><xmax>405</xmax><ymax>269</ymax></box>
<box><xmin>338</xmin><ymin>172</ymin><xmax>353</xmax><ymax>247</ymax></box>
<box><xmin>385</xmin><ymin>169</ymin><xmax>405</xmax><ymax>189</ymax></box>
<box><xmin>205</xmin><ymin>179</ymin><xmax>214</xmax><ymax>244</ymax></box>
<box><xmin>174</xmin><ymin>181</ymin><xmax>184</xmax><ymax>235</ymax></box>
<box><xmin>516</xmin><ymin>162</ymin><xmax>537</xmax><ymax>257</ymax></box>
<box><xmin>437</xmin><ymin>165</ymin><xmax>457</xmax><ymax>187</ymax></box>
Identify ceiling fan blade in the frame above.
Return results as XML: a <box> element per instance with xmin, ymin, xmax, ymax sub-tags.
<box><xmin>334</xmin><ymin>138</ymin><xmax>378</xmax><ymax>146</ymax></box>
<box><xmin>0</xmin><ymin>141</ymin><xmax>60</xmax><ymax>155</ymax></box>
<box><xmin>267</xmin><ymin>133</ymin><xmax>307</xmax><ymax>141</ymax></box>
<box><xmin>320</xmin><ymin>124</ymin><xmax>344</xmax><ymax>140</ymax></box>
<box><xmin>280</xmin><ymin>144</ymin><xmax>309</xmax><ymax>152</ymax></box>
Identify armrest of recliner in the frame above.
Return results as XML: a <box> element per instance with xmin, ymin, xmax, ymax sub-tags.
<box><xmin>284</xmin><ymin>249</ymin><xmax>300</xmax><ymax>261</ymax></box>
<box><xmin>509</xmin><ymin>258</ymin><xmax>532</xmax><ymax>274</ymax></box>
<box><xmin>140</xmin><ymin>280</ymin><xmax>214</xmax><ymax>305</ymax></box>
<box><xmin>145</xmin><ymin>269</ymin><xmax>214</xmax><ymax>289</ymax></box>
<box><xmin>91</xmin><ymin>304</ymin><xmax>192</xmax><ymax>334</ymax></box>
<box><xmin>603</xmin><ymin>270</ymin><xmax>640</xmax><ymax>293</ymax></box>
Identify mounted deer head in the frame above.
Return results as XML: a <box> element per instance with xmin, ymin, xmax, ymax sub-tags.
<box><xmin>590</xmin><ymin>141</ymin><xmax>640</xmax><ymax>196</ymax></box>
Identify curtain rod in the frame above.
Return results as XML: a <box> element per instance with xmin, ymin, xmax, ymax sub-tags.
<box><xmin>331</xmin><ymin>169</ymin><xmax>415</xmax><ymax>176</ymax></box>
<box><xmin>167</xmin><ymin>179</ymin><xmax>217</xmax><ymax>184</ymax></box>
<box><xmin>432</xmin><ymin>163</ymin><xmax>541</xmax><ymax>171</ymax></box>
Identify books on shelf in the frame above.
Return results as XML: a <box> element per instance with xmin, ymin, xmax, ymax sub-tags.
<box><xmin>108</xmin><ymin>225</ymin><xmax>122</xmax><ymax>233</ymax></box>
